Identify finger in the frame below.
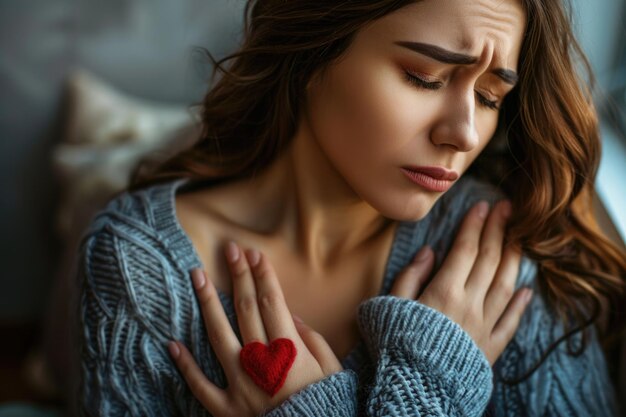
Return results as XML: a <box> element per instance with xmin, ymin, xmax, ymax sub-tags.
<box><xmin>168</xmin><ymin>340</ymin><xmax>230</xmax><ymax>415</ymax></box>
<box><xmin>465</xmin><ymin>200</ymin><xmax>511</xmax><ymax>297</ymax></box>
<box><xmin>490</xmin><ymin>287</ymin><xmax>533</xmax><ymax>345</ymax></box>
<box><xmin>484</xmin><ymin>244</ymin><xmax>522</xmax><ymax>327</ymax></box>
<box><xmin>389</xmin><ymin>246</ymin><xmax>434</xmax><ymax>299</ymax></box>
<box><xmin>433</xmin><ymin>201</ymin><xmax>490</xmax><ymax>289</ymax></box>
<box><xmin>293</xmin><ymin>317</ymin><xmax>343</xmax><ymax>375</ymax></box>
<box><xmin>226</xmin><ymin>241</ymin><xmax>267</xmax><ymax>345</ymax></box>
<box><xmin>246</xmin><ymin>249</ymin><xmax>298</xmax><ymax>341</ymax></box>
<box><xmin>191</xmin><ymin>269</ymin><xmax>241</xmax><ymax>377</ymax></box>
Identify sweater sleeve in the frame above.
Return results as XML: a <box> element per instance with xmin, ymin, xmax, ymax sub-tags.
<box><xmin>357</xmin><ymin>295</ymin><xmax>493</xmax><ymax>416</ymax></box>
<box><xmin>78</xmin><ymin>223</ymin><xmax>186</xmax><ymax>417</ymax></box>
<box><xmin>262</xmin><ymin>371</ymin><xmax>358</xmax><ymax>417</ymax></box>
<box><xmin>78</xmin><ymin>214</ymin><xmax>359</xmax><ymax>417</ymax></box>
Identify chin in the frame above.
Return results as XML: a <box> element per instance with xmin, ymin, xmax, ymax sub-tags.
<box><xmin>366</xmin><ymin>190</ymin><xmax>441</xmax><ymax>222</ymax></box>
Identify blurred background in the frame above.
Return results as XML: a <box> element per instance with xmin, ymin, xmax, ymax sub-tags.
<box><xmin>0</xmin><ymin>0</ymin><xmax>624</xmax><ymax>416</ymax></box>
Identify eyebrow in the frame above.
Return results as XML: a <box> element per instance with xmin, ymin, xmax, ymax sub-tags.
<box><xmin>394</xmin><ymin>40</ymin><xmax>519</xmax><ymax>86</ymax></box>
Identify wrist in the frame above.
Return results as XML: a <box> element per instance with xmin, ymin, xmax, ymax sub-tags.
<box><xmin>357</xmin><ymin>296</ymin><xmax>493</xmax><ymax>404</ymax></box>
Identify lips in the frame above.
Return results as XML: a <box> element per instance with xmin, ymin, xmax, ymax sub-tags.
<box><xmin>400</xmin><ymin>166</ymin><xmax>459</xmax><ymax>192</ymax></box>
<box><xmin>403</xmin><ymin>166</ymin><xmax>459</xmax><ymax>181</ymax></box>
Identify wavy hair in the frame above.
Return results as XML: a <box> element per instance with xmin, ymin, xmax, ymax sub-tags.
<box><xmin>128</xmin><ymin>0</ymin><xmax>626</xmax><ymax>385</ymax></box>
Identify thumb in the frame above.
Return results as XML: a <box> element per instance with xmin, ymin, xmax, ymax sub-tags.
<box><xmin>389</xmin><ymin>246</ymin><xmax>434</xmax><ymax>299</ymax></box>
<box><xmin>292</xmin><ymin>315</ymin><xmax>343</xmax><ymax>375</ymax></box>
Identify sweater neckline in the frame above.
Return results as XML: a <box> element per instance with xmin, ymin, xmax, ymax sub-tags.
<box><xmin>157</xmin><ymin>177</ymin><xmax>416</xmax><ymax>369</ymax></box>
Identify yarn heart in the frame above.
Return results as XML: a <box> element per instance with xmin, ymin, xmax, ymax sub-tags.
<box><xmin>239</xmin><ymin>338</ymin><xmax>297</xmax><ymax>397</ymax></box>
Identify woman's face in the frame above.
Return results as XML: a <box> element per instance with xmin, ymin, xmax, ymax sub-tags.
<box><xmin>304</xmin><ymin>0</ymin><xmax>526</xmax><ymax>221</ymax></box>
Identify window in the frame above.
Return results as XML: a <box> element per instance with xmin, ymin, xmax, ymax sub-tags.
<box><xmin>573</xmin><ymin>0</ymin><xmax>626</xmax><ymax>246</ymax></box>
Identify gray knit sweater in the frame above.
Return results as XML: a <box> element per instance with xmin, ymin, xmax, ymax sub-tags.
<box><xmin>77</xmin><ymin>176</ymin><xmax>618</xmax><ymax>416</ymax></box>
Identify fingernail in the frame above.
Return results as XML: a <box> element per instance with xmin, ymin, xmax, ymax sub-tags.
<box><xmin>414</xmin><ymin>246</ymin><xmax>432</xmax><ymax>263</ymax></box>
<box><xmin>191</xmin><ymin>269</ymin><xmax>206</xmax><ymax>290</ymax></box>
<box><xmin>168</xmin><ymin>341</ymin><xmax>180</xmax><ymax>359</ymax></box>
<box><xmin>226</xmin><ymin>241</ymin><xmax>240</xmax><ymax>263</ymax></box>
<box><xmin>477</xmin><ymin>201</ymin><xmax>489</xmax><ymax>219</ymax></box>
<box><xmin>247</xmin><ymin>249</ymin><xmax>261</xmax><ymax>267</ymax></box>
<box><xmin>524</xmin><ymin>289</ymin><xmax>533</xmax><ymax>303</ymax></box>
<box><xmin>292</xmin><ymin>314</ymin><xmax>304</xmax><ymax>323</ymax></box>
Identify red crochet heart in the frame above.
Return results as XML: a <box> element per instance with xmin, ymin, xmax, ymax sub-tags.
<box><xmin>239</xmin><ymin>338</ymin><xmax>297</xmax><ymax>397</ymax></box>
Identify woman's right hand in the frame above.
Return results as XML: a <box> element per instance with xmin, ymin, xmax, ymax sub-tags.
<box><xmin>389</xmin><ymin>200</ymin><xmax>533</xmax><ymax>366</ymax></box>
<box><xmin>168</xmin><ymin>243</ymin><xmax>343</xmax><ymax>417</ymax></box>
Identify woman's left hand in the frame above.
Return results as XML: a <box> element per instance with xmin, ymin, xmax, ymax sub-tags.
<box><xmin>167</xmin><ymin>242</ymin><xmax>343</xmax><ymax>417</ymax></box>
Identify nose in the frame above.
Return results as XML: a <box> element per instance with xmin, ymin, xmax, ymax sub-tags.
<box><xmin>430</xmin><ymin>88</ymin><xmax>480</xmax><ymax>152</ymax></box>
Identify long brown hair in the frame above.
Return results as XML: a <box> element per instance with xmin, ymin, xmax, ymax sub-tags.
<box><xmin>129</xmin><ymin>0</ymin><xmax>626</xmax><ymax>384</ymax></box>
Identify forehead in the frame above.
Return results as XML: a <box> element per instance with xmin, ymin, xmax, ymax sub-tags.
<box><xmin>370</xmin><ymin>0</ymin><xmax>527</xmax><ymax>69</ymax></box>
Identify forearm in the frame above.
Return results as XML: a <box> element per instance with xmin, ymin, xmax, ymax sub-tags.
<box><xmin>358</xmin><ymin>296</ymin><xmax>493</xmax><ymax>416</ymax></box>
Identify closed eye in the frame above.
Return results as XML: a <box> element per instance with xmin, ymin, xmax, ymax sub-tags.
<box><xmin>403</xmin><ymin>71</ymin><xmax>442</xmax><ymax>90</ymax></box>
<box><xmin>403</xmin><ymin>71</ymin><xmax>500</xmax><ymax>110</ymax></box>
<box><xmin>476</xmin><ymin>93</ymin><xmax>499</xmax><ymax>110</ymax></box>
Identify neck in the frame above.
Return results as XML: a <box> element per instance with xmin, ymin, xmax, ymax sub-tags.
<box><xmin>230</xmin><ymin>116</ymin><xmax>395</xmax><ymax>274</ymax></box>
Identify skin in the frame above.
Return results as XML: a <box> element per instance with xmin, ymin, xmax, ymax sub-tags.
<box><xmin>169</xmin><ymin>0</ymin><xmax>530</xmax><ymax>415</ymax></box>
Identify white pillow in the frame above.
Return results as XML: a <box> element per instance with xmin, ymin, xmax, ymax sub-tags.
<box><xmin>52</xmin><ymin>69</ymin><xmax>201</xmax><ymax>239</ymax></box>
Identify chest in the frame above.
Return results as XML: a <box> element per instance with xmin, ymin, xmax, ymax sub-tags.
<box><xmin>205</xmin><ymin>244</ymin><xmax>388</xmax><ymax>360</ymax></box>
<box><xmin>175</xmin><ymin>196</ymin><xmax>396</xmax><ymax>361</ymax></box>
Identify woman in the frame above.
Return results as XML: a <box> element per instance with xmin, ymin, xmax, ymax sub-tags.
<box><xmin>77</xmin><ymin>0</ymin><xmax>626</xmax><ymax>415</ymax></box>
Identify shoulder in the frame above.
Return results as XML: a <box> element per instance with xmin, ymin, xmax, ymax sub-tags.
<box><xmin>81</xmin><ymin>177</ymin><xmax>195</xmax><ymax>265</ymax></box>
<box><xmin>84</xmin><ymin>178</ymin><xmax>187</xmax><ymax>239</ymax></box>
<box><xmin>78</xmin><ymin>178</ymin><xmax>198</xmax><ymax>336</ymax></box>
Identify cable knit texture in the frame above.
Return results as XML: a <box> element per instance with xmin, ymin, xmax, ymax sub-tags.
<box><xmin>76</xmin><ymin>176</ymin><xmax>619</xmax><ymax>416</ymax></box>
<box><xmin>357</xmin><ymin>297</ymin><xmax>493</xmax><ymax>416</ymax></box>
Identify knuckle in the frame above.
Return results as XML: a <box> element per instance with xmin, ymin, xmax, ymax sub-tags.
<box><xmin>433</xmin><ymin>284</ymin><xmax>461</xmax><ymax>304</ymax></box>
<box><xmin>468</xmin><ymin>304</ymin><xmax>483</xmax><ymax>321</ymax></box>
<box><xmin>207</xmin><ymin>329</ymin><xmax>224</xmax><ymax>348</ymax></box>
<box><xmin>495</xmin><ymin>283</ymin><xmax>514</xmax><ymax>300</ymax></box>
<box><xmin>232</xmin><ymin>262</ymin><xmax>249</xmax><ymax>279</ymax></box>
<box><xmin>237</xmin><ymin>296</ymin><xmax>257</xmax><ymax>315</ymax></box>
<box><xmin>255</xmin><ymin>265</ymin><xmax>274</xmax><ymax>283</ymax></box>
<box><xmin>259</xmin><ymin>292</ymin><xmax>281</xmax><ymax>311</ymax></box>
<box><xmin>197</xmin><ymin>286</ymin><xmax>218</xmax><ymax>304</ymax></box>
<box><xmin>455</xmin><ymin>238</ymin><xmax>478</xmax><ymax>257</ymax></box>
<box><xmin>478</xmin><ymin>245</ymin><xmax>500</xmax><ymax>263</ymax></box>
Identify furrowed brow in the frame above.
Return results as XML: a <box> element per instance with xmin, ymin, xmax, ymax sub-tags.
<box><xmin>395</xmin><ymin>40</ymin><xmax>478</xmax><ymax>65</ymax></box>
<box><xmin>395</xmin><ymin>40</ymin><xmax>518</xmax><ymax>86</ymax></box>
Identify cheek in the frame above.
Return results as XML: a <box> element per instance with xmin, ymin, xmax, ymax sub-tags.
<box><xmin>465</xmin><ymin>113</ymin><xmax>499</xmax><ymax>164</ymax></box>
<box><xmin>310</xmin><ymin>62</ymin><xmax>427</xmax><ymax>166</ymax></box>
<box><xmin>305</xmin><ymin>63</ymin><xmax>443</xmax><ymax>221</ymax></box>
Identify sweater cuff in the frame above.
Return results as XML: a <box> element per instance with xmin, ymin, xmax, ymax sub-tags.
<box><xmin>357</xmin><ymin>295</ymin><xmax>493</xmax><ymax>407</ymax></box>
<box><xmin>263</xmin><ymin>370</ymin><xmax>357</xmax><ymax>417</ymax></box>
